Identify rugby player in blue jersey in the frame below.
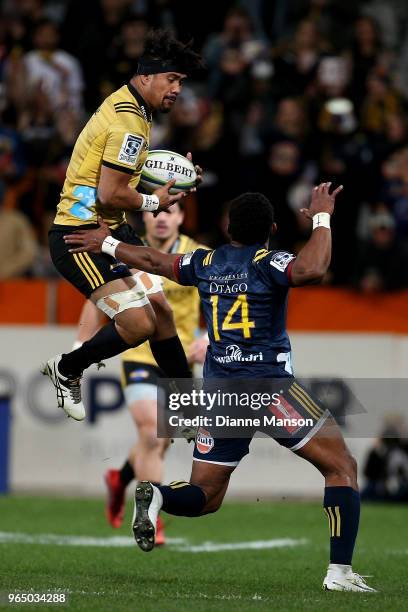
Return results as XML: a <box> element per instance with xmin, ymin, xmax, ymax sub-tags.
<box><xmin>64</xmin><ymin>183</ymin><xmax>376</xmax><ymax>593</ymax></box>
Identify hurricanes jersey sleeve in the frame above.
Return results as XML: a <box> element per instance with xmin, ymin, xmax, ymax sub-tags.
<box><xmin>102</xmin><ymin>115</ymin><xmax>146</xmax><ymax>175</ymax></box>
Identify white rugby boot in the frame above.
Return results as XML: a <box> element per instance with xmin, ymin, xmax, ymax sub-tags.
<box><xmin>323</xmin><ymin>564</ymin><xmax>377</xmax><ymax>592</ymax></box>
<box><xmin>132</xmin><ymin>481</ymin><xmax>163</xmax><ymax>552</ymax></box>
<box><xmin>42</xmin><ymin>354</ymin><xmax>85</xmax><ymax>421</ymax></box>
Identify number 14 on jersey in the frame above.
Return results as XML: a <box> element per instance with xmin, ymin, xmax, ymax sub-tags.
<box><xmin>210</xmin><ymin>294</ymin><xmax>255</xmax><ymax>341</ymax></box>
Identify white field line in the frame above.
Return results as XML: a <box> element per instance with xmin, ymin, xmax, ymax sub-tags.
<box><xmin>178</xmin><ymin>538</ymin><xmax>308</xmax><ymax>553</ymax></box>
<box><xmin>0</xmin><ymin>531</ymin><xmax>307</xmax><ymax>552</ymax></box>
<box><xmin>0</xmin><ymin>532</ymin><xmax>185</xmax><ymax>547</ymax></box>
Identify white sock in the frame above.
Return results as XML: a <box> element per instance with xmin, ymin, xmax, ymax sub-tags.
<box><xmin>328</xmin><ymin>563</ymin><xmax>352</xmax><ymax>575</ymax></box>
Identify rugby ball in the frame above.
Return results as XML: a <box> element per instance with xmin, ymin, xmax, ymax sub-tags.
<box><xmin>139</xmin><ymin>150</ymin><xmax>197</xmax><ymax>194</ymax></box>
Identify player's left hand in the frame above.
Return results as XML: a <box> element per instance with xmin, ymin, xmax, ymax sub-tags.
<box><xmin>187</xmin><ymin>334</ymin><xmax>209</xmax><ymax>365</ymax></box>
<box><xmin>186</xmin><ymin>151</ymin><xmax>203</xmax><ymax>192</ymax></box>
<box><xmin>64</xmin><ymin>216</ymin><xmax>111</xmax><ymax>254</ymax></box>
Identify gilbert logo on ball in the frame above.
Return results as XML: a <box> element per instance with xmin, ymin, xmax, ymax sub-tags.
<box><xmin>140</xmin><ymin>150</ymin><xmax>197</xmax><ymax>194</ymax></box>
<box><xmin>196</xmin><ymin>428</ymin><xmax>214</xmax><ymax>454</ymax></box>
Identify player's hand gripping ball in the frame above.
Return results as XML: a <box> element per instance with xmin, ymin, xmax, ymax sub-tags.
<box><xmin>140</xmin><ymin>150</ymin><xmax>197</xmax><ymax>195</ymax></box>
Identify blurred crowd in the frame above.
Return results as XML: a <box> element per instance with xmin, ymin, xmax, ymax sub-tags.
<box><xmin>362</xmin><ymin>415</ymin><xmax>408</xmax><ymax>503</ymax></box>
<box><xmin>0</xmin><ymin>0</ymin><xmax>408</xmax><ymax>290</ymax></box>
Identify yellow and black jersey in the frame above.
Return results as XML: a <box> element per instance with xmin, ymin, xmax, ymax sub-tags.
<box><xmin>122</xmin><ymin>234</ymin><xmax>208</xmax><ymax>368</ymax></box>
<box><xmin>54</xmin><ymin>83</ymin><xmax>151</xmax><ymax>229</ymax></box>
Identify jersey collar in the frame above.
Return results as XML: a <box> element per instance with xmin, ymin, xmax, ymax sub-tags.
<box><xmin>127</xmin><ymin>82</ymin><xmax>152</xmax><ymax>123</ymax></box>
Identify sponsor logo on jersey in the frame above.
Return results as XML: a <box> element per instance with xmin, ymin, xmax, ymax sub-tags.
<box><xmin>209</xmin><ymin>282</ymin><xmax>248</xmax><ymax>294</ymax></box>
<box><xmin>213</xmin><ymin>344</ymin><xmax>263</xmax><ymax>364</ymax></box>
<box><xmin>118</xmin><ymin>133</ymin><xmax>144</xmax><ymax>166</ymax></box>
<box><xmin>267</xmin><ymin>395</ymin><xmax>303</xmax><ymax>434</ymax></box>
<box><xmin>181</xmin><ymin>251</ymin><xmax>194</xmax><ymax>266</ymax></box>
<box><xmin>209</xmin><ymin>273</ymin><xmax>248</xmax><ymax>281</ymax></box>
<box><xmin>269</xmin><ymin>251</ymin><xmax>296</xmax><ymax>272</ymax></box>
<box><xmin>196</xmin><ymin>428</ymin><xmax>214</xmax><ymax>454</ymax></box>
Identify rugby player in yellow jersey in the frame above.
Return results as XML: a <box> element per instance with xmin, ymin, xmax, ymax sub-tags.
<box><xmin>72</xmin><ymin>203</ymin><xmax>208</xmax><ymax>542</ymax></box>
<box><xmin>43</xmin><ymin>30</ymin><xmax>203</xmax><ymax>421</ymax></box>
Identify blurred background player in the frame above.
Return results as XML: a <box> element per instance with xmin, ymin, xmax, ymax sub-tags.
<box><xmin>74</xmin><ymin>202</ymin><xmax>208</xmax><ymax>544</ymax></box>
<box><xmin>42</xmin><ymin>29</ymin><xmax>203</xmax><ymax>421</ymax></box>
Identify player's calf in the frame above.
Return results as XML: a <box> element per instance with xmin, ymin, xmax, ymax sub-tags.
<box><xmin>296</xmin><ymin>417</ymin><xmax>376</xmax><ymax>592</ymax></box>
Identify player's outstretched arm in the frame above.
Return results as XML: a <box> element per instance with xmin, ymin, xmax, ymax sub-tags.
<box><xmin>290</xmin><ymin>182</ymin><xmax>343</xmax><ymax>286</ymax></box>
<box><xmin>98</xmin><ymin>165</ymin><xmax>186</xmax><ymax>214</ymax></box>
<box><xmin>64</xmin><ymin>217</ymin><xmax>180</xmax><ymax>281</ymax></box>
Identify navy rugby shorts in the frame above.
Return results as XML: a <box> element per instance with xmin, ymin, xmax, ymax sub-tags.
<box><xmin>193</xmin><ymin>378</ymin><xmax>330</xmax><ymax>466</ymax></box>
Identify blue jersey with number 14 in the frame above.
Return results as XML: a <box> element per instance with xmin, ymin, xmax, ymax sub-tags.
<box><xmin>174</xmin><ymin>244</ymin><xmax>296</xmax><ymax>378</ymax></box>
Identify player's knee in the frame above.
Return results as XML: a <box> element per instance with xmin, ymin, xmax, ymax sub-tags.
<box><xmin>202</xmin><ymin>498</ymin><xmax>223</xmax><ymax>514</ymax></box>
<box><xmin>190</xmin><ymin>482</ymin><xmax>225</xmax><ymax>515</ymax></box>
<box><xmin>116</xmin><ymin>307</ymin><xmax>156</xmax><ymax>343</ymax></box>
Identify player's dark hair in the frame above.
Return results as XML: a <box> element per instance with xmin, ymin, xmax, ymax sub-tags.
<box><xmin>228</xmin><ymin>193</ymin><xmax>275</xmax><ymax>245</ymax></box>
<box><xmin>139</xmin><ymin>29</ymin><xmax>203</xmax><ymax>76</ymax></box>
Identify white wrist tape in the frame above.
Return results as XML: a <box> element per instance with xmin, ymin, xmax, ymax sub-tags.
<box><xmin>312</xmin><ymin>212</ymin><xmax>331</xmax><ymax>230</ymax></box>
<box><xmin>140</xmin><ymin>194</ymin><xmax>160</xmax><ymax>211</ymax></box>
<box><xmin>101</xmin><ymin>236</ymin><xmax>120</xmax><ymax>257</ymax></box>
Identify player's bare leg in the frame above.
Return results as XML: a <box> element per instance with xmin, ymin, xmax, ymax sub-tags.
<box><xmin>45</xmin><ymin>277</ymin><xmax>191</xmax><ymax>420</ymax></box>
<box><xmin>189</xmin><ymin>461</ymin><xmax>234</xmax><ymax>513</ymax></box>
<box><xmin>131</xmin><ymin>400</ymin><xmax>170</xmax><ymax>483</ymax></box>
<box><xmin>43</xmin><ymin>277</ymin><xmax>156</xmax><ymax>421</ymax></box>
<box><xmin>295</xmin><ymin>416</ymin><xmax>376</xmax><ymax>592</ymax></box>
<box><xmin>74</xmin><ymin>299</ymin><xmax>106</xmax><ymax>348</ymax></box>
<box><xmin>129</xmin><ymin>271</ymin><xmax>192</xmax><ymax>379</ymax></box>
<box><xmin>146</xmin><ymin>290</ymin><xmax>178</xmax><ymax>340</ymax></box>
<box><xmin>130</xmin><ymin>398</ymin><xmax>171</xmax><ymax>543</ymax></box>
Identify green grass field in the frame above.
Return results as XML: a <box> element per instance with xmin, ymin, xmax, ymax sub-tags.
<box><xmin>0</xmin><ymin>496</ymin><xmax>406</xmax><ymax>611</ymax></box>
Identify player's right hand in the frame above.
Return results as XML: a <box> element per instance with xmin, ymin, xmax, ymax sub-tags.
<box><xmin>153</xmin><ymin>179</ymin><xmax>186</xmax><ymax>214</ymax></box>
<box><xmin>300</xmin><ymin>182</ymin><xmax>343</xmax><ymax>220</ymax></box>
<box><xmin>64</xmin><ymin>216</ymin><xmax>111</xmax><ymax>254</ymax></box>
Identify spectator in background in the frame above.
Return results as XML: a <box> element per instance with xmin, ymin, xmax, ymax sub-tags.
<box><xmin>2</xmin><ymin>0</ymin><xmax>45</xmax><ymax>52</ymax></box>
<box><xmin>379</xmin><ymin>147</ymin><xmax>408</xmax><ymax>240</ymax></box>
<box><xmin>203</xmin><ymin>6</ymin><xmax>266</xmax><ymax>69</ymax></box>
<box><xmin>0</xmin><ymin>104</ymin><xmax>26</xmax><ymax>204</ymax></box>
<box><xmin>0</xmin><ymin>196</ymin><xmax>37</xmax><ymax>280</ymax></box>
<box><xmin>23</xmin><ymin>19</ymin><xmax>84</xmax><ymax>116</ymax></box>
<box><xmin>101</xmin><ymin>17</ymin><xmax>148</xmax><ymax>98</ymax></box>
<box><xmin>362</xmin><ymin>417</ymin><xmax>408</xmax><ymax>503</ymax></box>
<box><xmin>354</xmin><ymin>208</ymin><xmax>408</xmax><ymax>292</ymax></box>
<box><xmin>61</xmin><ymin>0</ymin><xmax>133</xmax><ymax>109</ymax></box>
<box><xmin>347</xmin><ymin>15</ymin><xmax>392</xmax><ymax>110</ymax></box>
<box><xmin>360</xmin><ymin>73</ymin><xmax>403</xmax><ymax>136</ymax></box>
<box><xmin>272</xmin><ymin>19</ymin><xmax>328</xmax><ymax>99</ymax></box>
<box><xmin>203</xmin><ymin>6</ymin><xmax>267</xmax><ymax>99</ymax></box>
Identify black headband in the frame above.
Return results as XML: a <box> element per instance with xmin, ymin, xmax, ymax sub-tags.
<box><xmin>136</xmin><ymin>58</ymin><xmax>187</xmax><ymax>75</ymax></box>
